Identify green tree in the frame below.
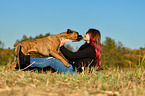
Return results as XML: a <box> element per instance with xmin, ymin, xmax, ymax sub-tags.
<box><xmin>45</xmin><ymin>33</ymin><xmax>50</xmax><ymax>37</ymax></box>
<box><xmin>29</xmin><ymin>36</ymin><xmax>33</xmax><ymax>40</ymax></box>
<box><xmin>101</xmin><ymin>37</ymin><xmax>117</xmax><ymax>68</ymax></box>
<box><xmin>101</xmin><ymin>37</ymin><xmax>128</xmax><ymax>69</ymax></box>
<box><xmin>35</xmin><ymin>34</ymin><xmax>43</xmax><ymax>39</ymax></box>
<box><xmin>0</xmin><ymin>41</ymin><xmax>4</xmax><ymax>59</ymax></box>
<box><xmin>0</xmin><ymin>41</ymin><xmax>4</xmax><ymax>49</ymax></box>
<box><xmin>0</xmin><ymin>41</ymin><xmax>13</xmax><ymax>65</ymax></box>
<box><xmin>15</xmin><ymin>35</ymin><xmax>28</xmax><ymax>44</ymax></box>
<box><xmin>22</xmin><ymin>35</ymin><xmax>28</xmax><ymax>42</ymax></box>
<box><xmin>139</xmin><ymin>47</ymin><xmax>145</xmax><ymax>55</ymax></box>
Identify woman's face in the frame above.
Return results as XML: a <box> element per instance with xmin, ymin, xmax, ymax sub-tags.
<box><xmin>83</xmin><ymin>33</ymin><xmax>90</xmax><ymax>42</ymax></box>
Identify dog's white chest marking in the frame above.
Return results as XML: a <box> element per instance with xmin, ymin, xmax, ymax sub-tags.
<box><xmin>65</xmin><ymin>39</ymin><xmax>73</xmax><ymax>43</ymax></box>
<box><xmin>58</xmin><ymin>39</ymin><xmax>73</xmax><ymax>53</ymax></box>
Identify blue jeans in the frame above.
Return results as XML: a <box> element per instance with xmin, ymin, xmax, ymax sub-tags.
<box><xmin>30</xmin><ymin>57</ymin><xmax>77</xmax><ymax>75</ymax></box>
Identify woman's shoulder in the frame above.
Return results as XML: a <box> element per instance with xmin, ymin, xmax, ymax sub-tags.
<box><xmin>79</xmin><ymin>42</ymin><xmax>91</xmax><ymax>50</ymax></box>
<box><xmin>79</xmin><ymin>43</ymin><xmax>95</xmax><ymax>53</ymax></box>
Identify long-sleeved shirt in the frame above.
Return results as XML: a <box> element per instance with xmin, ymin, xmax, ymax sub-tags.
<box><xmin>60</xmin><ymin>42</ymin><xmax>96</xmax><ymax>72</ymax></box>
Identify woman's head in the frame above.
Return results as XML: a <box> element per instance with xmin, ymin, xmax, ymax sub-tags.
<box><xmin>85</xmin><ymin>28</ymin><xmax>101</xmax><ymax>70</ymax></box>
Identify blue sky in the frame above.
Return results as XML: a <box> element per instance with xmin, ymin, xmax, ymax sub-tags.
<box><xmin>0</xmin><ymin>0</ymin><xmax>145</xmax><ymax>50</ymax></box>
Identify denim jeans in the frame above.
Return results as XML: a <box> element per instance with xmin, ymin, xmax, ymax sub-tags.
<box><xmin>30</xmin><ymin>57</ymin><xmax>77</xmax><ymax>75</ymax></box>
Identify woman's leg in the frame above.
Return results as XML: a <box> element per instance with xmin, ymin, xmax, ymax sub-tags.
<box><xmin>30</xmin><ymin>57</ymin><xmax>76</xmax><ymax>74</ymax></box>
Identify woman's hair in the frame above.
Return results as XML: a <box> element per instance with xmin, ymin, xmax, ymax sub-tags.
<box><xmin>86</xmin><ymin>28</ymin><xmax>101</xmax><ymax>70</ymax></box>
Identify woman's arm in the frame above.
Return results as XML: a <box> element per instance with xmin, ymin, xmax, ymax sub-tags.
<box><xmin>60</xmin><ymin>45</ymin><xmax>95</xmax><ymax>60</ymax></box>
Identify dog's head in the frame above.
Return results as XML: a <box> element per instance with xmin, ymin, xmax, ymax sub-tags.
<box><xmin>60</xmin><ymin>29</ymin><xmax>83</xmax><ymax>42</ymax></box>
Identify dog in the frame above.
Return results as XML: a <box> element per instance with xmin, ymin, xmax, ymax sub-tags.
<box><xmin>6</xmin><ymin>29</ymin><xmax>83</xmax><ymax>70</ymax></box>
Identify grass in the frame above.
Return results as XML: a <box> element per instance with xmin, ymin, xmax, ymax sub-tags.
<box><xmin>0</xmin><ymin>67</ymin><xmax>145</xmax><ymax>96</ymax></box>
<box><xmin>0</xmin><ymin>55</ymin><xmax>145</xmax><ymax>96</ymax></box>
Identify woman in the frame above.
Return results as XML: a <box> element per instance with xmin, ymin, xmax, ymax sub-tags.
<box><xmin>19</xmin><ymin>28</ymin><xmax>101</xmax><ymax>74</ymax></box>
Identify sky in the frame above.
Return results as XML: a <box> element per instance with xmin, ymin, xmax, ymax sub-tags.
<box><xmin>0</xmin><ymin>0</ymin><xmax>145</xmax><ymax>50</ymax></box>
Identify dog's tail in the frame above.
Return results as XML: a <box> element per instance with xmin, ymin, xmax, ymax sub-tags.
<box><xmin>15</xmin><ymin>45</ymin><xmax>21</xmax><ymax>70</ymax></box>
<box><xmin>11</xmin><ymin>45</ymin><xmax>21</xmax><ymax>69</ymax></box>
<box><xmin>5</xmin><ymin>45</ymin><xmax>21</xmax><ymax>70</ymax></box>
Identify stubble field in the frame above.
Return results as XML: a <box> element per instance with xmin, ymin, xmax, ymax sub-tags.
<box><xmin>0</xmin><ymin>65</ymin><xmax>145</xmax><ymax>96</ymax></box>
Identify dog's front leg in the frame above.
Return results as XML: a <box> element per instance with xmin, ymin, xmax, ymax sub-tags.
<box><xmin>50</xmin><ymin>51</ymin><xmax>69</xmax><ymax>67</ymax></box>
<box><xmin>58</xmin><ymin>51</ymin><xmax>69</xmax><ymax>62</ymax></box>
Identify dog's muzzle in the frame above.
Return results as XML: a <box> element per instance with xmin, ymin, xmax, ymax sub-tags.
<box><xmin>77</xmin><ymin>35</ymin><xmax>83</xmax><ymax>41</ymax></box>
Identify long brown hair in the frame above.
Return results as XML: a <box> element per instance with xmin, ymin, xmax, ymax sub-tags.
<box><xmin>86</xmin><ymin>29</ymin><xmax>101</xmax><ymax>70</ymax></box>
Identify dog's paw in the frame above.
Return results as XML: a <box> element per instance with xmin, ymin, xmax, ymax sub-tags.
<box><xmin>64</xmin><ymin>62</ymin><xmax>70</xmax><ymax>67</ymax></box>
<box><xmin>66</xmin><ymin>64</ymin><xmax>70</xmax><ymax>67</ymax></box>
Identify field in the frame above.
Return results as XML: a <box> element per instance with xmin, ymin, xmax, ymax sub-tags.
<box><xmin>0</xmin><ymin>65</ymin><xmax>145</xmax><ymax>96</ymax></box>
<box><xmin>0</xmin><ymin>41</ymin><xmax>145</xmax><ymax>96</ymax></box>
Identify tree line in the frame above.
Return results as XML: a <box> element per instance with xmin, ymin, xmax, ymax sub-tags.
<box><xmin>0</xmin><ymin>33</ymin><xmax>145</xmax><ymax>69</ymax></box>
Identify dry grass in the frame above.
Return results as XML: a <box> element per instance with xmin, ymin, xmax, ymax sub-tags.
<box><xmin>0</xmin><ymin>64</ymin><xmax>145</xmax><ymax>96</ymax></box>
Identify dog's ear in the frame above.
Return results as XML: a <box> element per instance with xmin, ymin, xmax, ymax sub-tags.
<box><xmin>67</xmin><ymin>29</ymin><xmax>73</xmax><ymax>34</ymax></box>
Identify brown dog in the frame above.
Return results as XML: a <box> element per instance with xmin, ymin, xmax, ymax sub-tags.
<box><xmin>6</xmin><ymin>29</ymin><xmax>83</xmax><ymax>70</ymax></box>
